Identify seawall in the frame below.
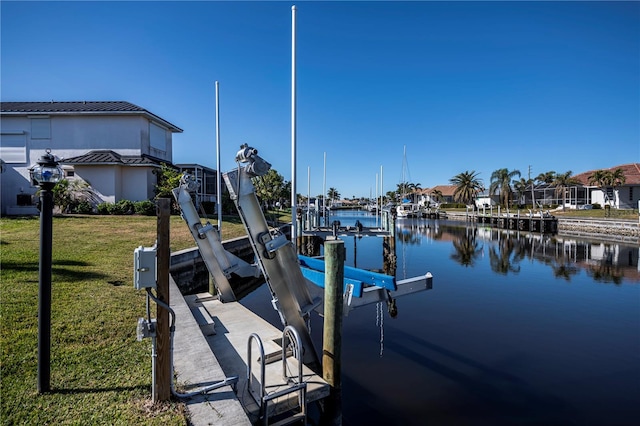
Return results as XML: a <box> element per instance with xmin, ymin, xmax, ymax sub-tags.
<box><xmin>446</xmin><ymin>211</ymin><xmax>639</xmax><ymax>243</ymax></box>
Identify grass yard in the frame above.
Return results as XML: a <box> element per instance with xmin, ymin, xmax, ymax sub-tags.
<box><xmin>550</xmin><ymin>208</ymin><xmax>638</xmax><ymax>220</ymax></box>
<box><xmin>446</xmin><ymin>207</ymin><xmax>639</xmax><ymax>220</ymax></box>
<box><xmin>0</xmin><ymin>214</ymin><xmax>248</xmax><ymax>425</ymax></box>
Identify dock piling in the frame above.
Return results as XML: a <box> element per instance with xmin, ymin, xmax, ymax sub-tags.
<box><xmin>155</xmin><ymin>198</ymin><xmax>171</xmax><ymax>401</ymax></box>
<box><xmin>323</xmin><ymin>240</ymin><xmax>344</xmax><ymax>425</ymax></box>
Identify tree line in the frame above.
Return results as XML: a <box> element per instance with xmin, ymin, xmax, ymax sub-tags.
<box><xmin>46</xmin><ymin>162</ymin><xmax>628</xmax><ymax>215</ymax></box>
<box><xmin>448</xmin><ymin>167</ymin><xmax>626</xmax><ymax>210</ymax></box>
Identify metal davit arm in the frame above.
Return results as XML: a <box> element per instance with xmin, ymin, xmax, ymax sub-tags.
<box><xmin>223</xmin><ymin>145</ymin><xmax>322</xmax><ymax>370</ymax></box>
<box><xmin>172</xmin><ymin>174</ymin><xmax>258</xmax><ymax>303</ymax></box>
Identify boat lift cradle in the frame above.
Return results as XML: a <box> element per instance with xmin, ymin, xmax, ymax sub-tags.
<box><xmin>223</xmin><ymin>145</ymin><xmax>323</xmax><ymax>370</ymax></box>
<box><xmin>172</xmin><ymin>174</ymin><xmax>260</xmax><ymax>302</ymax></box>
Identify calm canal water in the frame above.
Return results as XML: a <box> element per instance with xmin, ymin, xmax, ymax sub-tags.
<box><xmin>241</xmin><ymin>211</ymin><xmax>640</xmax><ymax>425</ymax></box>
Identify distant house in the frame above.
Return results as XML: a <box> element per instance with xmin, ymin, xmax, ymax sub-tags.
<box><xmin>418</xmin><ymin>185</ymin><xmax>457</xmax><ymax>206</ymax></box>
<box><xmin>509</xmin><ymin>164</ymin><xmax>640</xmax><ymax>210</ymax></box>
<box><xmin>573</xmin><ymin>163</ymin><xmax>640</xmax><ymax>210</ymax></box>
<box><xmin>0</xmin><ymin>101</ymin><xmax>183</xmax><ymax>215</ymax></box>
<box><xmin>175</xmin><ymin>164</ymin><xmax>218</xmax><ymax>209</ymax></box>
<box><xmin>474</xmin><ymin>191</ymin><xmax>498</xmax><ymax>209</ymax></box>
<box><xmin>420</xmin><ymin>164</ymin><xmax>640</xmax><ymax>211</ymax></box>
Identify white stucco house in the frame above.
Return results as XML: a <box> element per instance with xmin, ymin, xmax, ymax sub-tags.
<box><xmin>573</xmin><ymin>163</ymin><xmax>640</xmax><ymax>210</ymax></box>
<box><xmin>0</xmin><ymin>101</ymin><xmax>183</xmax><ymax>215</ymax></box>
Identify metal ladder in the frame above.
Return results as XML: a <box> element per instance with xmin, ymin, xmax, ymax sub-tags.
<box><xmin>247</xmin><ymin>326</ymin><xmax>308</xmax><ymax>426</ymax></box>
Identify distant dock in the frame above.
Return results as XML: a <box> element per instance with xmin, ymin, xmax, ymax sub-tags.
<box><xmin>474</xmin><ymin>212</ymin><xmax>558</xmax><ymax>233</ymax></box>
<box><xmin>446</xmin><ymin>210</ymin><xmax>559</xmax><ymax>234</ymax></box>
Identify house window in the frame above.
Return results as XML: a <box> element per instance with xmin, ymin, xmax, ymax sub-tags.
<box><xmin>205</xmin><ymin>175</ymin><xmax>216</xmax><ymax>195</ymax></box>
<box><xmin>150</xmin><ymin>122</ymin><xmax>166</xmax><ymax>151</ymax></box>
<box><xmin>65</xmin><ymin>170</ymin><xmax>75</xmax><ymax>177</ymax></box>
<box><xmin>0</xmin><ymin>133</ymin><xmax>27</xmax><ymax>163</ymax></box>
<box><xmin>31</xmin><ymin>118</ymin><xmax>51</xmax><ymax>139</ymax></box>
<box><xmin>630</xmin><ymin>187</ymin><xmax>634</xmax><ymax>201</ymax></box>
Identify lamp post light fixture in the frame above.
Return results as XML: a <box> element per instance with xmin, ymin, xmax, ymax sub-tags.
<box><xmin>30</xmin><ymin>149</ymin><xmax>62</xmax><ymax>394</ymax></box>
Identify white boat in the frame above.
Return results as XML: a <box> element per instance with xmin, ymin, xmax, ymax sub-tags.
<box><xmin>396</xmin><ymin>203</ymin><xmax>419</xmax><ymax>218</ymax></box>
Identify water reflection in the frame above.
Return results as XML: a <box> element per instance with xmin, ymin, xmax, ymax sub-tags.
<box><xmin>242</xmin><ymin>212</ymin><xmax>640</xmax><ymax>425</ymax></box>
<box><xmin>396</xmin><ymin>219</ymin><xmax>639</xmax><ymax>284</ymax></box>
<box><xmin>450</xmin><ymin>228</ymin><xmax>483</xmax><ymax>268</ymax></box>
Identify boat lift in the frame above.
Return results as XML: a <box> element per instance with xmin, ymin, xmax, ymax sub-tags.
<box><xmin>223</xmin><ymin>145</ymin><xmax>324</xmax><ymax>370</ymax></box>
<box><xmin>172</xmin><ymin>174</ymin><xmax>260</xmax><ymax>302</ymax></box>
<box><xmin>174</xmin><ymin>144</ymin><xmax>433</xmax><ymax>372</ymax></box>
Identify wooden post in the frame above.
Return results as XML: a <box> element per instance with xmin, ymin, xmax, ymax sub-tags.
<box><xmin>323</xmin><ymin>240</ymin><xmax>344</xmax><ymax>425</ymax></box>
<box><xmin>155</xmin><ymin>198</ymin><xmax>171</xmax><ymax>401</ymax></box>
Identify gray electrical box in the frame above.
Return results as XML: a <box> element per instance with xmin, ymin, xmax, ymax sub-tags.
<box><xmin>133</xmin><ymin>245</ymin><xmax>157</xmax><ymax>289</ymax></box>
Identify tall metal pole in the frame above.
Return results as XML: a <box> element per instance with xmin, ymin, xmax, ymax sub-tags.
<box><xmin>291</xmin><ymin>5</ymin><xmax>297</xmax><ymax>244</ymax></box>
<box><xmin>323</xmin><ymin>152</ymin><xmax>327</xmax><ymax>226</ymax></box>
<box><xmin>307</xmin><ymin>166</ymin><xmax>311</xmax><ymax>230</ymax></box>
<box><xmin>380</xmin><ymin>165</ymin><xmax>384</xmax><ymax>226</ymax></box>
<box><xmin>37</xmin><ymin>185</ymin><xmax>54</xmax><ymax>394</ymax></box>
<box><xmin>216</xmin><ymin>81</ymin><xmax>222</xmax><ymax>235</ymax></box>
<box><xmin>375</xmin><ymin>173</ymin><xmax>379</xmax><ymax>228</ymax></box>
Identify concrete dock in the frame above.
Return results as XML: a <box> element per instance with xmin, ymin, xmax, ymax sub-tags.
<box><xmin>170</xmin><ymin>277</ymin><xmax>329</xmax><ymax>425</ymax></box>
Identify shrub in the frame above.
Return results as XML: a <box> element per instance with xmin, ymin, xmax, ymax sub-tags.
<box><xmin>134</xmin><ymin>200</ymin><xmax>156</xmax><ymax>216</ymax></box>
<box><xmin>97</xmin><ymin>202</ymin><xmax>111</xmax><ymax>215</ymax></box>
<box><xmin>107</xmin><ymin>199</ymin><xmax>135</xmax><ymax>215</ymax></box>
<box><xmin>72</xmin><ymin>201</ymin><xmax>94</xmax><ymax>214</ymax></box>
<box><xmin>592</xmin><ymin>203</ymin><xmax>602</xmax><ymax>209</ymax></box>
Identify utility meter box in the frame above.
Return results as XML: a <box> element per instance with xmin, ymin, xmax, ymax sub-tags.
<box><xmin>134</xmin><ymin>246</ymin><xmax>157</xmax><ymax>289</ymax></box>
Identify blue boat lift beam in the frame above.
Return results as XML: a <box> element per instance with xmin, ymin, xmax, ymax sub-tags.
<box><xmin>298</xmin><ymin>255</ymin><xmax>433</xmax><ymax>314</ymax></box>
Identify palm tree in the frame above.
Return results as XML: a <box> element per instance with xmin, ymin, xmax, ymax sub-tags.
<box><xmin>327</xmin><ymin>187</ymin><xmax>340</xmax><ymax>206</ymax></box>
<box><xmin>587</xmin><ymin>169</ymin><xmax>609</xmax><ymax>188</ymax></box>
<box><xmin>589</xmin><ymin>168</ymin><xmax>626</xmax><ymax>207</ymax></box>
<box><xmin>513</xmin><ymin>177</ymin><xmax>532</xmax><ymax>206</ymax></box>
<box><xmin>610</xmin><ymin>168</ymin><xmax>626</xmax><ymax>187</ymax></box>
<box><xmin>490</xmin><ymin>168</ymin><xmax>521</xmax><ymax>209</ymax></box>
<box><xmin>449</xmin><ymin>170</ymin><xmax>483</xmax><ymax>205</ymax></box>
<box><xmin>396</xmin><ymin>182</ymin><xmax>410</xmax><ymax>201</ymax></box>
<box><xmin>553</xmin><ymin>170</ymin><xmax>580</xmax><ymax>211</ymax></box>
<box><xmin>533</xmin><ymin>170</ymin><xmax>556</xmax><ymax>207</ymax></box>
<box><xmin>430</xmin><ymin>189</ymin><xmax>443</xmax><ymax>206</ymax></box>
<box><xmin>609</xmin><ymin>168</ymin><xmax>626</xmax><ymax>206</ymax></box>
<box><xmin>385</xmin><ymin>191</ymin><xmax>396</xmax><ymax>204</ymax></box>
<box><xmin>396</xmin><ymin>181</ymin><xmax>422</xmax><ymax>202</ymax></box>
<box><xmin>536</xmin><ymin>171</ymin><xmax>556</xmax><ymax>184</ymax></box>
<box><xmin>535</xmin><ymin>171</ymin><xmax>556</xmax><ymax>207</ymax></box>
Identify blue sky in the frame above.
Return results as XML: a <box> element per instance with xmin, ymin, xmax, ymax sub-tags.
<box><xmin>2</xmin><ymin>1</ymin><xmax>639</xmax><ymax>199</ymax></box>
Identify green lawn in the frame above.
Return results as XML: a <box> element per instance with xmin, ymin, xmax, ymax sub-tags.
<box><xmin>0</xmin><ymin>214</ymin><xmax>248</xmax><ymax>425</ymax></box>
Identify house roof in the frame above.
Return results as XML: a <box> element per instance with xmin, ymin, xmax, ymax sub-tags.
<box><xmin>62</xmin><ymin>150</ymin><xmax>172</xmax><ymax>167</ymax></box>
<box><xmin>573</xmin><ymin>163</ymin><xmax>640</xmax><ymax>186</ymax></box>
<box><xmin>0</xmin><ymin>101</ymin><xmax>183</xmax><ymax>133</ymax></box>
<box><xmin>421</xmin><ymin>185</ymin><xmax>457</xmax><ymax>197</ymax></box>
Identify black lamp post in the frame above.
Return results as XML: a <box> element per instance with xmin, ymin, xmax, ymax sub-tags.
<box><xmin>30</xmin><ymin>149</ymin><xmax>62</xmax><ymax>394</ymax></box>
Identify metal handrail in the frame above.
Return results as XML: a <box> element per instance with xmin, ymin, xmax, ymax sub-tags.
<box><xmin>247</xmin><ymin>327</ymin><xmax>308</xmax><ymax>425</ymax></box>
<box><xmin>247</xmin><ymin>332</ymin><xmax>266</xmax><ymax>417</ymax></box>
